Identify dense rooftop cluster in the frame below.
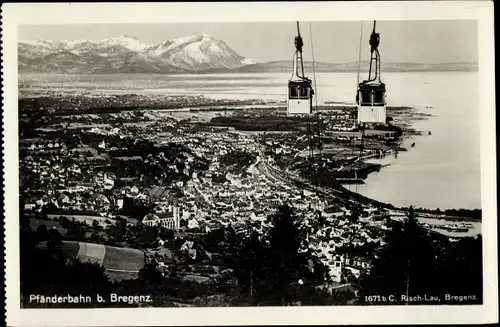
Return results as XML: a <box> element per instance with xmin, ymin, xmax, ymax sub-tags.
<box><xmin>19</xmin><ymin>93</ymin><xmax>482</xmax><ymax>307</ymax></box>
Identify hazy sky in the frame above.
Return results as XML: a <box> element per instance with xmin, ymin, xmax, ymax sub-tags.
<box><xmin>19</xmin><ymin>21</ymin><xmax>478</xmax><ymax>64</ymax></box>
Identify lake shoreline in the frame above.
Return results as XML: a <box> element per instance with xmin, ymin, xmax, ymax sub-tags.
<box><xmin>19</xmin><ymin>71</ymin><xmax>481</xmax><ymax>218</ymax></box>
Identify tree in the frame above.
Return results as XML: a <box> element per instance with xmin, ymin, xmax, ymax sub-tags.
<box><xmin>19</xmin><ymin>196</ymin><xmax>31</xmax><ymax>230</ymax></box>
<box><xmin>159</xmin><ymin>227</ymin><xmax>175</xmax><ymax>240</ymax></box>
<box><xmin>432</xmin><ymin>234</ymin><xmax>483</xmax><ymax>303</ymax></box>
<box><xmin>89</xmin><ymin>231</ymin><xmax>105</xmax><ymax>244</ymax></box>
<box><xmin>42</xmin><ymin>202</ymin><xmax>59</xmax><ymax>214</ymax></box>
<box><xmin>20</xmin><ymin>224</ymin><xmax>112</xmax><ymax>308</ymax></box>
<box><xmin>47</xmin><ymin>228</ymin><xmax>63</xmax><ymax>252</ymax></box>
<box><xmin>62</xmin><ymin>259</ymin><xmax>112</xmax><ymax>300</ymax></box>
<box><xmin>232</xmin><ymin>230</ymin><xmax>265</xmax><ymax>305</ymax></box>
<box><xmin>262</xmin><ymin>205</ymin><xmax>306</xmax><ymax>304</ymax></box>
<box><xmin>235</xmin><ymin>204</ymin><xmax>328</xmax><ymax>306</ymax></box>
<box><xmin>203</xmin><ymin>227</ymin><xmax>226</xmax><ymax>252</ymax></box>
<box><xmin>92</xmin><ymin>219</ymin><xmax>102</xmax><ymax>231</ymax></box>
<box><xmin>59</xmin><ymin>216</ymin><xmax>70</xmax><ymax>229</ymax></box>
<box><xmin>66</xmin><ymin>221</ymin><xmax>86</xmax><ymax>241</ymax></box>
<box><xmin>135</xmin><ymin>224</ymin><xmax>159</xmax><ymax>249</ymax></box>
<box><xmin>360</xmin><ymin>207</ymin><xmax>446</xmax><ymax>303</ymax></box>
<box><xmin>348</xmin><ymin>213</ymin><xmax>359</xmax><ymax>223</ymax></box>
<box><xmin>138</xmin><ymin>263</ymin><xmax>163</xmax><ymax>284</ymax></box>
<box><xmin>224</xmin><ymin>224</ymin><xmax>238</xmax><ymax>246</ymax></box>
<box><xmin>167</xmin><ymin>265</ymin><xmax>180</xmax><ymax>279</ymax></box>
<box><xmin>317</xmin><ymin>213</ymin><xmax>327</xmax><ymax>229</ymax></box>
<box><xmin>35</xmin><ymin>225</ymin><xmax>49</xmax><ymax>242</ymax></box>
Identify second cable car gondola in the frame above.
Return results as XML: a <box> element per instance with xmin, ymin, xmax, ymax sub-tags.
<box><xmin>287</xmin><ymin>21</ymin><xmax>314</xmax><ymax>116</ymax></box>
<box><xmin>356</xmin><ymin>21</ymin><xmax>387</xmax><ymax>124</ymax></box>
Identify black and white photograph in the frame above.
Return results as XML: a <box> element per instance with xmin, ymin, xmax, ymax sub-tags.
<box><xmin>3</xmin><ymin>2</ymin><xmax>498</xmax><ymax>326</ymax></box>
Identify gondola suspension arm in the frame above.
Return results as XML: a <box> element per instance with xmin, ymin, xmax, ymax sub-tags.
<box><xmin>292</xmin><ymin>21</ymin><xmax>306</xmax><ymax>80</ymax></box>
<box><xmin>368</xmin><ymin>20</ymin><xmax>381</xmax><ymax>83</ymax></box>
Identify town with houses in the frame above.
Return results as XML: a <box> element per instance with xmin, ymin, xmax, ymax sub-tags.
<box><xmin>20</xmin><ymin>99</ymin><xmax>413</xmax><ymax>291</ymax></box>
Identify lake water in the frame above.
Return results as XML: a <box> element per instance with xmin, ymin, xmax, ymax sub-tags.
<box><xmin>192</xmin><ymin>71</ymin><xmax>481</xmax><ymax>210</ymax></box>
<box><xmin>21</xmin><ymin>72</ymin><xmax>481</xmax><ymax>210</ymax></box>
<box><xmin>351</xmin><ymin>72</ymin><xmax>481</xmax><ymax>210</ymax></box>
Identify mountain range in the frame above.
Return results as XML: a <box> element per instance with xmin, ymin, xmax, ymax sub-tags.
<box><xmin>198</xmin><ymin>60</ymin><xmax>478</xmax><ymax>74</ymax></box>
<box><xmin>18</xmin><ymin>34</ymin><xmax>478</xmax><ymax>74</ymax></box>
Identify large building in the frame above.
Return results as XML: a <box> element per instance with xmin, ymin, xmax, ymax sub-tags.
<box><xmin>330</xmin><ymin>255</ymin><xmax>343</xmax><ymax>283</ymax></box>
<box><xmin>143</xmin><ymin>206</ymin><xmax>180</xmax><ymax>230</ymax></box>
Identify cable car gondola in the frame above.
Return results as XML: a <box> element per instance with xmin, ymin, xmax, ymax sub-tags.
<box><xmin>287</xmin><ymin>21</ymin><xmax>314</xmax><ymax>116</ymax></box>
<box><xmin>356</xmin><ymin>21</ymin><xmax>387</xmax><ymax>124</ymax></box>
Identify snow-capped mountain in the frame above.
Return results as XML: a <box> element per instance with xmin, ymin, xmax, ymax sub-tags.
<box><xmin>18</xmin><ymin>34</ymin><xmax>258</xmax><ymax>73</ymax></box>
<box><xmin>97</xmin><ymin>36</ymin><xmax>150</xmax><ymax>52</ymax></box>
<box><xmin>146</xmin><ymin>33</ymin><xmax>257</xmax><ymax>70</ymax></box>
<box><xmin>18</xmin><ymin>39</ymin><xmax>63</xmax><ymax>58</ymax></box>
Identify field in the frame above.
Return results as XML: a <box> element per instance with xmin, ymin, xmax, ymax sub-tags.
<box><xmin>103</xmin><ymin>245</ymin><xmax>146</xmax><ymax>271</ymax></box>
<box><xmin>30</xmin><ymin>217</ymin><xmax>145</xmax><ymax>281</ymax></box>
<box><xmin>61</xmin><ymin>241</ymin><xmax>80</xmax><ymax>259</ymax></box>
<box><xmin>63</xmin><ymin>241</ymin><xmax>145</xmax><ymax>281</ymax></box>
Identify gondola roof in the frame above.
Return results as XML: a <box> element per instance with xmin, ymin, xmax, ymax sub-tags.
<box><xmin>358</xmin><ymin>80</ymin><xmax>385</xmax><ymax>88</ymax></box>
<box><xmin>289</xmin><ymin>78</ymin><xmax>313</xmax><ymax>86</ymax></box>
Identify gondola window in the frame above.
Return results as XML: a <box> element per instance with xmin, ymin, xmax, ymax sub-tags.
<box><xmin>374</xmin><ymin>90</ymin><xmax>384</xmax><ymax>104</ymax></box>
<box><xmin>289</xmin><ymin>86</ymin><xmax>298</xmax><ymax>99</ymax></box>
<box><xmin>361</xmin><ymin>90</ymin><xmax>371</xmax><ymax>105</ymax></box>
<box><xmin>299</xmin><ymin>87</ymin><xmax>309</xmax><ymax>99</ymax></box>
